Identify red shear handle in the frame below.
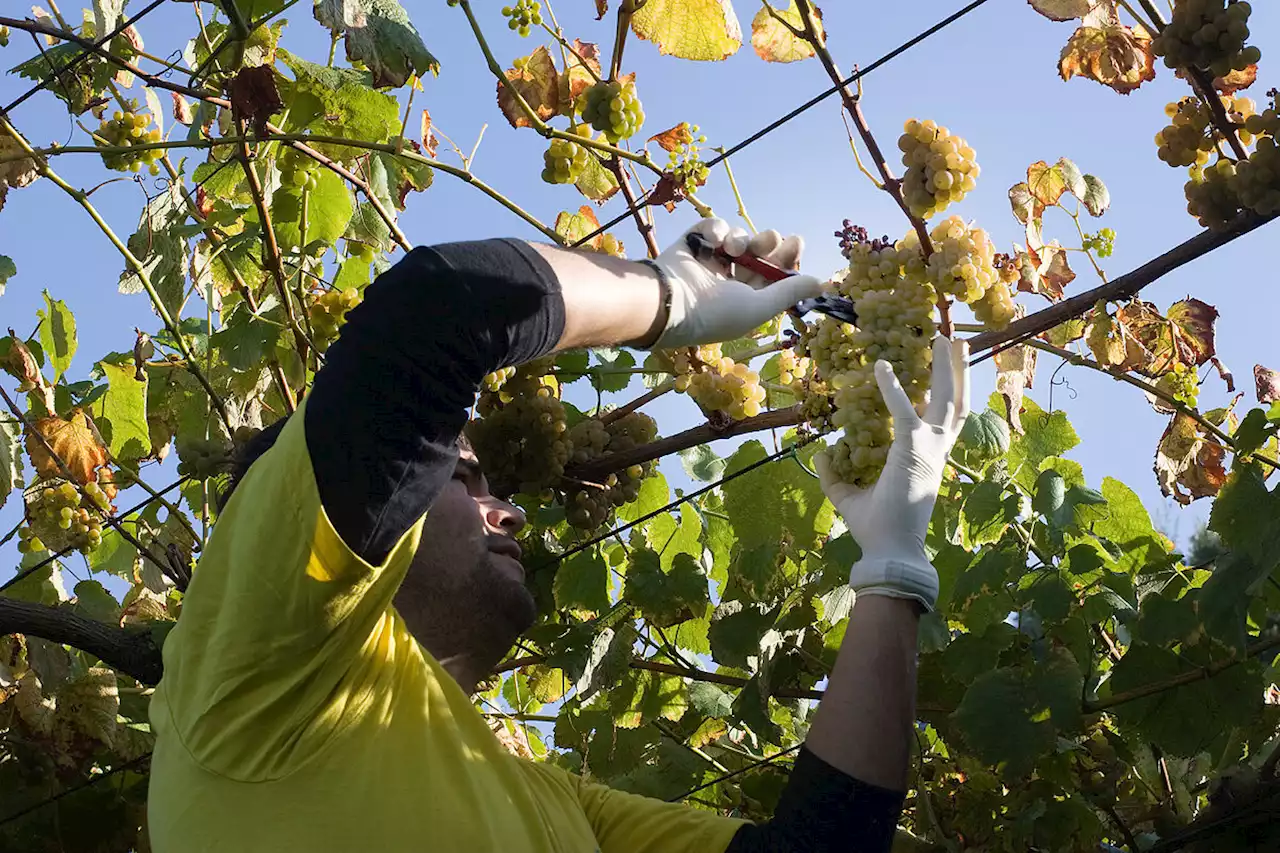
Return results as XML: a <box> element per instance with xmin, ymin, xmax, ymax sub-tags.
<box><xmin>685</xmin><ymin>231</ymin><xmax>797</xmax><ymax>284</ymax></box>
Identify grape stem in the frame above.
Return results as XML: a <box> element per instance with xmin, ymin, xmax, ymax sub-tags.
<box><xmin>598</xmin><ymin>379</ymin><xmax>674</xmax><ymax>426</ymax></box>
<box><xmin>610</xmin><ymin>157</ymin><xmax>661</xmax><ymax>258</ymax></box>
<box><xmin>790</xmin><ymin>0</ymin><xmax>953</xmax><ymax>337</ymax></box>
<box><xmin>714</xmin><ymin>149</ymin><xmax>759</xmax><ymax>234</ymax></box>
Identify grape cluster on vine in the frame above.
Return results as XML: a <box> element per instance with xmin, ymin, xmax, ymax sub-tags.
<box><xmin>95</xmin><ymin>107</ymin><xmax>163</xmax><ymax>175</ymax></box>
<box><xmin>775</xmin><ymin>347</ymin><xmax>810</xmax><ymax>387</ymax></box>
<box><xmin>18</xmin><ymin>480</ymin><xmax>109</xmax><ymax>555</ymax></box>
<box><xmin>670</xmin><ymin>344</ymin><xmax>768</xmax><ymax>420</ymax></box>
<box><xmin>1152</xmin><ymin>0</ymin><xmax>1260</xmax><ymax>79</ymax></box>
<box><xmin>898</xmin><ymin>119</ymin><xmax>979</xmax><ymax>220</ymax></box>
<box><xmin>279</xmin><ymin>146</ymin><xmax>321</xmax><ymax>192</ymax></box>
<box><xmin>922</xmin><ymin>215</ymin><xmax>998</xmax><ymax>304</ymax></box>
<box><xmin>502</xmin><ymin>0</ymin><xmax>542</xmax><ymax>36</ymax></box>
<box><xmin>176</xmin><ymin>436</ymin><xmax>232</xmax><ymax>481</ymax></box>
<box><xmin>1155</xmin><ymin>361</ymin><xmax>1200</xmax><ymax>408</ymax></box>
<box><xmin>800</xmin><ymin>231</ymin><xmax>935</xmax><ymax>486</ymax></box>
<box><xmin>541</xmin><ymin>125</ymin><xmax>593</xmax><ymax>185</ymax></box>
<box><xmin>579</xmin><ymin>80</ymin><xmax>645</xmax><ymax>143</ymax></box>
<box><xmin>1235</xmin><ymin>94</ymin><xmax>1280</xmax><ymax>216</ymax></box>
<box><xmin>563</xmin><ymin>413</ymin><xmax>656</xmax><ymax>529</ymax></box>
<box><xmin>309</xmin><ymin>287</ymin><xmax>362</xmax><ymax>352</ymax></box>
<box><xmin>468</xmin><ymin>359</ymin><xmax>571</xmax><ymax>497</ymax></box>
<box><xmin>665</xmin><ymin>123</ymin><xmax>710</xmax><ymax>196</ymax></box>
<box><xmin>1185</xmin><ymin>159</ymin><xmax>1243</xmax><ymax>228</ymax></box>
<box><xmin>1081</xmin><ymin>227</ymin><xmax>1117</xmax><ymax>258</ymax></box>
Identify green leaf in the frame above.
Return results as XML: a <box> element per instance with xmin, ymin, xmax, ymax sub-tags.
<box><xmin>0</xmin><ymin>418</ymin><xmax>23</xmax><ymax>511</ymax></box>
<box><xmin>960</xmin><ymin>481</ymin><xmax>1020</xmax><ymax>548</ymax></box>
<box><xmin>951</xmin><ymin>647</ymin><xmax>1083</xmax><ymax>777</ymax></box>
<box><xmin>624</xmin><ymin>550</ymin><xmax>710</xmax><ymax>627</ymax></box>
<box><xmin>1022</xmin><ymin>571</ymin><xmax>1074</xmax><ymax>623</ymax></box>
<box><xmin>1107</xmin><ymin>643</ymin><xmax>1262</xmax><ymax>757</ymax></box>
<box><xmin>210</xmin><ymin>304</ymin><xmax>281</xmax><ymax>372</ymax></box>
<box><xmin>313</xmin><ymin>0</ymin><xmax>440</xmax><ymax>89</ymax></box>
<box><xmin>1080</xmin><ymin>174</ymin><xmax>1111</xmax><ymax>216</ymax></box>
<box><xmin>279</xmin><ymin>49</ymin><xmax>402</xmax><ymax>155</ymax></box>
<box><xmin>574</xmin><ymin>154</ymin><xmax>620</xmax><ymax>203</ymax></box>
<box><xmin>942</xmin><ymin>622</ymin><xmax>1018</xmax><ymax>684</ymax></box>
<box><xmin>1195</xmin><ymin>550</ymin><xmax>1273</xmax><ymax>651</ymax></box>
<box><xmin>266</xmin><ymin>169</ymin><xmax>353</xmax><ymax>252</ymax></box>
<box><xmin>37</xmin><ymin>291</ymin><xmax>77</xmax><ymax>381</ymax></box>
<box><xmin>86</xmin><ymin>527</ymin><xmax>139</xmax><ymax>579</ymax></box>
<box><xmin>679</xmin><ymin>444</ymin><xmax>725</xmax><ymax>482</ymax></box>
<box><xmin>370</xmin><ymin>149</ymin><xmax>434</xmax><ymax>211</ymax></box>
<box><xmin>592</xmin><ymin>349</ymin><xmax>635</xmax><ymax>393</ymax></box>
<box><xmin>722</xmin><ymin>440</ymin><xmax>833</xmax><ymax>552</ymax></box>
<box><xmin>616</xmin><ymin>471</ymin><xmax>669</xmax><ymax>523</ymax></box>
<box><xmin>1033</xmin><ymin>470</ymin><xmax>1066</xmax><ymax>516</ymax></box>
<box><xmin>0</xmin><ymin>254</ymin><xmax>15</xmax><ymax>296</ymax></box>
<box><xmin>998</xmin><ymin>394</ymin><xmax>1080</xmax><ymax>489</ymax></box>
<box><xmin>631</xmin><ymin>0</ymin><xmax>743</xmax><ymax>61</ymax></box>
<box><xmin>709</xmin><ymin>599</ymin><xmax>776</xmax><ymax>669</ymax></box>
<box><xmin>1049</xmin><ymin>484</ymin><xmax>1108</xmax><ymax>532</ymax></box>
<box><xmin>609</xmin><ymin>667</ymin><xmax>688</xmax><ymax>728</ymax></box>
<box><xmin>643</xmin><ymin>503</ymin><xmax>700</xmax><ymax>572</ymax></box>
<box><xmin>687</xmin><ymin>680</ymin><xmax>734</xmax><ymax>718</ymax></box>
<box><xmin>334</xmin><ymin>257</ymin><xmax>372</xmax><ymax>292</ymax></box>
<box><xmin>948</xmin><ymin>548</ymin><xmax>1018</xmax><ymax>632</ymax></box>
<box><xmin>502</xmin><ymin>671</ymin><xmax>540</xmax><ymax>713</ymax></box>
<box><xmin>7</xmin><ymin>554</ymin><xmax>67</xmax><ymax>606</ymax></box>
<box><xmin>1134</xmin><ymin>594</ymin><xmax>1198</xmax><ymax>647</ymax></box>
<box><xmin>119</xmin><ymin>185</ymin><xmax>190</xmax><ymax>320</ymax></box>
<box><xmin>553</xmin><ymin>549</ymin><xmax>610</xmax><ymax>615</ymax></box>
<box><xmin>1209</xmin><ymin>464</ymin><xmax>1280</xmax><ymax>575</ymax></box>
<box><xmin>1092</xmin><ymin>477</ymin><xmax>1171</xmax><ymax>575</ymax></box>
<box><xmin>93</xmin><ymin>362</ymin><xmax>149</xmax><ymax>463</ymax></box>
<box><xmin>957</xmin><ymin>410</ymin><xmax>1011</xmax><ymax>461</ymax></box>
<box><xmin>73</xmin><ymin>579</ymin><xmax>121</xmax><ymax>623</ymax></box>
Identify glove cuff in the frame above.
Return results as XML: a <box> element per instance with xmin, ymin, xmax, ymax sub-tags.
<box><xmin>848</xmin><ymin>557</ymin><xmax>938</xmax><ymax>612</ymax></box>
<box><xmin>640</xmin><ymin>259</ymin><xmax>687</xmax><ymax>350</ymax></box>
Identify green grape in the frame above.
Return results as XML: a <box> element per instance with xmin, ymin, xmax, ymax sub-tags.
<box><xmin>309</xmin><ymin>287</ymin><xmax>363</xmax><ymax>352</ymax></box>
<box><xmin>665</xmin><ymin>123</ymin><xmax>711</xmax><ymax>196</ymax></box>
<box><xmin>1156</xmin><ymin>362</ymin><xmax>1201</xmax><ymax>408</ymax></box>
<box><xmin>898</xmin><ymin>119</ymin><xmax>979</xmax><ymax>220</ymax></box>
<box><xmin>1185</xmin><ymin>158</ymin><xmax>1243</xmax><ymax>228</ymax></box>
<box><xmin>562</xmin><ymin>412</ymin><xmax>657</xmax><ymax>529</ymax></box>
<box><xmin>468</xmin><ymin>381</ymin><xmax>571</xmax><ymax>497</ymax></box>
<box><xmin>1152</xmin><ymin>0</ymin><xmax>1259</xmax><ymax>77</ymax></box>
<box><xmin>924</xmin><ymin>215</ymin><xmax>998</xmax><ymax>304</ymax></box>
<box><xmin>502</xmin><ymin>0</ymin><xmax>542</xmax><ymax>35</ymax></box>
<box><xmin>483</xmin><ymin>366</ymin><xmax>516</xmax><ymax>393</ymax></box>
<box><xmin>95</xmin><ymin>106</ymin><xmax>165</xmax><ymax>173</ymax></box>
<box><xmin>175</xmin><ymin>435</ymin><xmax>234</xmax><ymax>481</ymax></box>
<box><xmin>680</xmin><ymin>344</ymin><xmax>767</xmax><ymax>420</ymax></box>
<box><xmin>541</xmin><ymin>126</ymin><xmax>592</xmax><ymax>185</ymax></box>
<box><xmin>775</xmin><ymin>348</ymin><xmax>811</xmax><ymax>387</ymax></box>
<box><xmin>579</xmin><ymin>80</ymin><xmax>645</xmax><ymax>143</ymax></box>
<box><xmin>972</xmin><ymin>279</ymin><xmax>1016</xmax><ymax>330</ymax></box>
<box><xmin>20</xmin><ymin>478</ymin><xmax>106</xmax><ymax>554</ymax></box>
<box><xmin>1232</xmin><ymin>104</ymin><xmax>1280</xmax><ymax>216</ymax></box>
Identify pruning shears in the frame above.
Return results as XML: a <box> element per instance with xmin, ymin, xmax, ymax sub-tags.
<box><xmin>685</xmin><ymin>231</ymin><xmax>859</xmax><ymax>326</ymax></box>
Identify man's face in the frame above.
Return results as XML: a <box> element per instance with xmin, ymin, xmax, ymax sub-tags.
<box><xmin>393</xmin><ymin>447</ymin><xmax>534</xmax><ymax>660</ymax></box>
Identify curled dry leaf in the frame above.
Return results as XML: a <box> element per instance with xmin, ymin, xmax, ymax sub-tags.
<box><xmin>0</xmin><ymin>126</ymin><xmax>41</xmax><ymax>214</ymax></box>
<box><xmin>419</xmin><ymin>108</ymin><xmax>439</xmax><ymax>158</ymax></box>
<box><xmin>648</xmin><ymin>122</ymin><xmax>695</xmax><ymax>153</ymax></box>
<box><xmin>1008</xmin><ymin>182</ymin><xmax>1044</xmax><ymax>227</ymax></box>
<box><xmin>1255</xmin><ymin>364</ymin><xmax>1280</xmax><ymax>404</ymax></box>
<box><xmin>751</xmin><ymin>1</ymin><xmax>823</xmax><ymax>63</ymax></box>
<box><xmin>554</xmin><ymin>206</ymin><xmax>604</xmax><ymax>249</ymax></box>
<box><xmin>171</xmin><ymin>92</ymin><xmax>194</xmax><ymax>126</ymax></box>
<box><xmin>995</xmin><ymin>308</ymin><xmax>1037</xmax><ymax>435</ymax></box>
<box><xmin>1154</xmin><ymin>412</ymin><xmax>1228</xmax><ymax>505</ymax></box>
<box><xmin>25</xmin><ymin>409</ymin><xmax>110</xmax><ymax>485</ymax></box>
<box><xmin>558</xmin><ymin>41</ymin><xmax>602</xmax><ymax>116</ymax></box>
<box><xmin>1213</xmin><ymin>64</ymin><xmax>1257</xmax><ymax>94</ymax></box>
<box><xmin>1211</xmin><ymin>357</ymin><xmax>1234</xmax><ymax>393</ymax></box>
<box><xmin>1086</xmin><ymin>306</ymin><xmax>1152</xmax><ymax>371</ymax></box>
<box><xmin>1059</xmin><ymin>23</ymin><xmax>1155</xmax><ymax>95</ymax></box>
<box><xmin>496</xmin><ymin>46</ymin><xmax>560</xmax><ymax>129</ymax></box>
<box><xmin>226</xmin><ymin>66</ymin><xmax>283</xmax><ymax>136</ymax></box>
<box><xmin>1116</xmin><ymin>298</ymin><xmax>1217</xmax><ymax>375</ymax></box>
<box><xmin>1015</xmin><ymin>243</ymin><xmax>1074</xmax><ymax>301</ymax></box>
<box><xmin>1028</xmin><ymin>0</ymin><xmax>1094</xmax><ymax>21</ymax></box>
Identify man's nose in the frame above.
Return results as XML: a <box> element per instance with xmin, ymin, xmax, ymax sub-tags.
<box><xmin>484</xmin><ymin>497</ymin><xmax>526</xmax><ymax>535</ymax></box>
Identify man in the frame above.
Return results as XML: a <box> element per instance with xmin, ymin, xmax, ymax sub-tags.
<box><xmin>147</xmin><ymin>218</ymin><xmax>969</xmax><ymax>852</ymax></box>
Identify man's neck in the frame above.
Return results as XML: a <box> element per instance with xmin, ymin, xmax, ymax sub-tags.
<box><xmin>432</xmin><ymin>651</ymin><xmax>487</xmax><ymax>696</ymax></box>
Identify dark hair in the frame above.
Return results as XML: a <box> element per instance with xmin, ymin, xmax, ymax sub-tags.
<box><xmin>217</xmin><ymin>415</ymin><xmax>475</xmax><ymax>510</ymax></box>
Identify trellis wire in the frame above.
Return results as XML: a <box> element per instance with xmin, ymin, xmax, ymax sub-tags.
<box><xmin>667</xmin><ymin>743</ymin><xmax>803</xmax><ymax>802</ymax></box>
<box><xmin>2</xmin><ymin>0</ymin><xmax>170</xmax><ymax>115</ymax></box>
<box><xmin>570</xmin><ymin>0</ymin><xmax>996</xmax><ymax>249</ymax></box>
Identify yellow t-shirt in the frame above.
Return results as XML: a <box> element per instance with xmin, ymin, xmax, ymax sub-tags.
<box><xmin>148</xmin><ymin>406</ymin><xmax>746</xmax><ymax>852</ymax></box>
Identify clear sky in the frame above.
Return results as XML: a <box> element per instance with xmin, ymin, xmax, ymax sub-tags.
<box><xmin>3</xmin><ymin>0</ymin><xmax>1277</xmax><ymax>587</ymax></box>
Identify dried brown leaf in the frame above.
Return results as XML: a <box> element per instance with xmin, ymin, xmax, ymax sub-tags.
<box><xmin>1154</xmin><ymin>412</ymin><xmax>1228</xmax><ymax>505</ymax></box>
<box><xmin>648</xmin><ymin>122</ymin><xmax>695</xmax><ymax>153</ymax></box>
<box><xmin>25</xmin><ymin>409</ymin><xmax>110</xmax><ymax>485</ymax></box>
<box><xmin>1255</xmin><ymin>364</ymin><xmax>1280</xmax><ymax>404</ymax></box>
<box><xmin>1059</xmin><ymin>23</ymin><xmax>1155</xmax><ymax>95</ymax></box>
<box><xmin>1213</xmin><ymin>63</ymin><xmax>1257</xmax><ymax>94</ymax></box>
<box><xmin>995</xmin><ymin>309</ymin><xmax>1036</xmax><ymax>435</ymax></box>
<box><xmin>171</xmin><ymin>92</ymin><xmax>194</xmax><ymax>126</ymax></box>
<box><xmin>496</xmin><ymin>46</ymin><xmax>560</xmax><ymax>130</ymax></box>
<box><xmin>419</xmin><ymin>108</ymin><xmax>439</xmax><ymax>157</ymax></box>
<box><xmin>226</xmin><ymin>66</ymin><xmax>283</xmax><ymax>136</ymax></box>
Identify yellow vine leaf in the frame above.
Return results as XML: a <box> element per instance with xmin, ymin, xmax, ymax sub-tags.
<box><xmin>631</xmin><ymin>0</ymin><xmax>742</xmax><ymax>62</ymax></box>
<box><xmin>751</xmin><ymin>2</ymin><xmax>822</xmax><ymax>64</ymax></box>
<box><xmin>496</xmin><ymin>45</ymin><xmax>560</xmax><ymax>129</ymax></box>
<box><xmin>25</xmin><ymin>408</ymin><xmax>110</xmax><ymax>485</ymax></box>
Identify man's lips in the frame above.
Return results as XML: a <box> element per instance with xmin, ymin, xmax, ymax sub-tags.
<box><xmin>488</xmin><ymin>536</ymin><xmax>523</xmax><ymax>562</ymax></box>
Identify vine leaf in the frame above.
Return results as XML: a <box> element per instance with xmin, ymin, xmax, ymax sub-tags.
<box><xmin>998</xmin><ymin>394</ymin><xmax>1080</xmax><ymax>491</ymax></box>
<box><xmin>226</xmin><ymin>65</ymin><xmax>283</xmax><ymax>135</ymax></box>
<box><xmin>313</xmin><ymin>0</ymin><xmax>440</xmax><ymax>89</ymax></box>
<box><xmin>118</xmin><ymin>184</ymin><xmax>190</xmax><ymax>321</ymax></box>
<box><xmin>680</xmin><ymin>443</ymin><xmax>726</xmax><ymax>481</ymax></box>
<box><xmin>952</xmin><ymin>647</ymin><xmax>1083</xmax><ymax>778</ymax></box>
<box><xmin>722</xmin><ymin>440</ymin><xmax>832</xmax><ymax>552</ymax></box>
<box><xmin>1086</xmin><ymin>306</ymin><xmax>1151</xmax><ymax>371</ymax></box>
<box><xmin>496</xmin><ymin>45</ymin><xmax>560</xmax><ymax>129</ymax></box>
<box><xmin>1254</xmin><ymin>364</ymin><xmax>1279</xmax><ymax>404</ymax></box>
<box><xmin>1027</xmin><ymin>0</ymin><xmax>1093</xmax><ymax>21</ymax></box>
<box><xmin>751</xmin><ymin>1</ymin><xmax>822</xmax><ymax>63</ymax></box>
<box><xmin>959</xmin><ymin>481</ymin><xmax>1020</xmax><ymax>548</ymax></box>
<box><xmin>0</xmin><ymin>255</ymin><xmax>15</xmax><ymax>297</ymax></box>
<box><xmin>609</xmin><ymin>667</ymin><xmax>688</xmax><ymax>729</ymax></box>
<box><xmin>0</xmin><ymin>417</ymin><xmax>23</xmax><ymax>511</ymax></box>
<box><xmin>631</xmin><ymin>0</ymin><xmax>743</xmax><ymax>61</ymax></box>
<box><xmin>1117</xmin><ymin>298</ymin><xmax>1217</xmax><ymax>375</ymax></box>
<box><xmin>94</xmin><ymin>362</ymin><xmax>150</xmax><ymax>463</ymax></box>
<box><xmin>709</xmin><ymin>600</ymin><xmax>776</xmax><ymax>670</ymax></box>
<box><xmin>574</xmin><ymin>153</ymin><xmax>620</xmax><ymax>203</ymax></box>
<box><xmin>994</xmin><ymin>336</ymin><xmax>1037</xmax><ymax>435</ymax></box>
<box><xmin>279</xmin><ymin>50</ymin><xmax>402</xmax><ymax>152</ymax></box>
<box><xmin>1027</xmin><ymin>161</ymin><xmax>1070</xmax><ymax>207</ymax></box>
<box><xmin>37</xmin><ymin>291</ymin><xmax>77</xmax><ymax>382</ymax></box>
<box><xmin>553</xmin><ymin>549</ymin><xmax>611</xmax><ymax>616</ymax></box>
<box><xmin>0</xmin><ymin>125</ymin><xmax>40</xmax><ymax>213</ymax></box>
<box><xmin>648</xmin><ymin>123</ymin><xmax>695</xmax><ymax>152</ymax></box>
<box><xmin>558</xmin><ymin>40</ymin><xmax>601</xmax><ymax>115</ymax></box>
<box><xmin>1209</xmin><ymin>465</ymin><xmax>1280</xmax><ymax>576</ymax></box>
<box><xmin>555</xmin><ymin>206</ymin><xmax>604</xmax><ymax>248</ymax></box>
<box><xmin>1058</xmin><ymin>21</ymin><xmax>1155</xmax><ymax>95</ymax></box>
<box><xmin>25</xmin><ymin>409</ymin><xmax>110</xmax><ymax>485</ymax></box>
<box><xmin>1154</xmin><ymin>413</ymin><xmax>1227</xmax><ymax>505</ymax></box>
<box><xmin>1080</xmin><ymin>174</ymin><xmax>1110</xmax><ymax>215</ymax></box>
<box><xmin>1008</xmin><ymin>182</ymin><xmax>1044</xmax><ymax>227</ymax></box>
<box><xmin>1093</xmin><ymin>477</ymin><xmax>1171</xmax><ymax>575</ymax></box>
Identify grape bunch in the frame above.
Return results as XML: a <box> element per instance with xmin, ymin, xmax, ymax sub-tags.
<box><xmin>1152</xmin><ymin>0</ymin><xmax>1260</xmax><ymax>79</ymax></box>
<box><xmin>468</xmin><ymin>363</ymin><xmax>571</xmax><ymax>496</ymax></box>
<box><xmin>95</xmin><ymin>108</ymin><xmax>163</xmax><ymax>175</ymax></box>
<box><xmin>666</xmin><ymin>124</ymin><xmax>710</xmax><ymax>196</ymax></box>
<box><xmin>1236</xmin><ymin>96</ymin><xmax>1280</xmax><ymax>216</ymax></box>
<box><xmin>972</xmin><ymin>279</ymin><xmax>1016</xmax><ymax>330</ymax></box>
<box><xmin>801</xmin><ymin>232</ymin><xmax>935</xmax><ymax>485</ymax></box>
<box><xmin>18</xmin><ymin>481</ymin><xmax>109</xmax><ymax>555</ymax></box>
<box><xmin>563</xmin><ymin>413</ymin><xmax>656</xmax><ymax>529</ymax></box>
<box><xmin>1185</xmin><ymin>159</ymin><xmax>1243</xmax><ymax>227</ymax></box>
<box><xmin>1155</xmin><ymin>362</ymin><xmax>1200</xmax><ymax>408</ymax></box>
<box><xmin>483</xmin><ymin>366</ymin><xmax>516</xmax><ymax>393</ymax></box>
<box><xmin>1082</xmin><ymin>227</ymin><xmax>1117</xmax><ymax>258</ymax></box>
<box><xmin>923</xmin><ymin>215</ymin><xmax>998</xmax><ymax>304</ymax></box>
<box><xmin>279</xmin><ymin>146</ymin><xmax>321</xmax><ymax>192</ymax></box>
<box><xmin>541</xmin><ymin>125</ymin><xmax>593</xmax><ymax>185</ymax></box>
<box><xmin>309</xmin><ymin>287</ymin><xmax>362</xmax><ymax>352</ymax></box>
<box><xmin>676</xmin><ymin>344</ymin><xmax>768</xmax><ymax>420</ymax></box>
<box><xmin>176</xmin><ymin>435</ymin><xmax>233</xmax><ymax>480</ymax></box>
<box><xmin>502</xmin><ymin>0</ymin><xmax>542</xmax><ymax>36</ymax></box>
<box><xmin>579</xmin><ymin>80</ymin><xmax>645</xmax><ymax>143</ymax></box>
<box><xmin>775</xmin><ymin>347</ymin><xmax>810</xmax><ymax>387</ymax></box>
<box><xmin>898</xmin><ymin>119</ymin><xmax>980</xmax><ymax>220</ymax></box>
<box><xmin>1155</xmin><ymin>98</ymin><xmax>1216</xmax><ymax>167</ymax></box>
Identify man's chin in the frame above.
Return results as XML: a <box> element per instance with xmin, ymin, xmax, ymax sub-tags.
<box><xmin>488</xmin><ymin>554</ymin><xmax>537</xmax><ymax>631</ymax></box>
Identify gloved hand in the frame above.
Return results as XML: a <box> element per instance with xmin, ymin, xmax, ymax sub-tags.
<box><xmin>649</xmin><ymin>218</ymin><xmax>828</xmax><ymax>349</ymax></box>
<box><xmin>814</xmin><ymin>338</ymin><xmax>970</xmax><ymax>612</ymax></box>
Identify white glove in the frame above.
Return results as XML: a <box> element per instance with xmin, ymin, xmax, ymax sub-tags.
<box><xmin>814</xmin><ymin>338</ymin><xmax>971</xmax><ymax>612</ymax></box>
<box><xmin>650</xmin><ymin>218</ymin><xmax>828</xmax><ymax>349</ymax></box>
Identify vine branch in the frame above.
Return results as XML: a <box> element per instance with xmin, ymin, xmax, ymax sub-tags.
<box><xmin>0</xmin><ymin>598</ymin><xmax>163</xmax><ymax>685</ymax></box>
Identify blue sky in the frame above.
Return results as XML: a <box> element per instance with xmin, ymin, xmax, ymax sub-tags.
<box><xmin>2</xmin><ymin>0</ymin><xmax>1277</xmax><ymax>587</ymax></box>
